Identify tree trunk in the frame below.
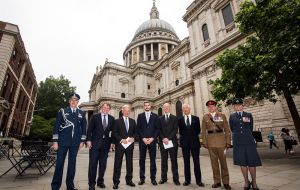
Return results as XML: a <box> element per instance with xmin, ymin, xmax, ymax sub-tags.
<box><xmin>282</xmin><ymin>87</ymin><xmax>300</xmax><ymax>142</ymax></box>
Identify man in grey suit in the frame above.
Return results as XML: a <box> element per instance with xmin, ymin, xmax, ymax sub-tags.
<box><xmin>157</xmin><ymin>103</ymin><xmax>180</xmax><ymax>186</ymax></box>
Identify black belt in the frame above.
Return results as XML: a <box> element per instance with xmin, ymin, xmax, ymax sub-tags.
<box><xmin>208</xmin><ymin>130</ymin><xmax>223</xmax><ymax>134</ymax></box>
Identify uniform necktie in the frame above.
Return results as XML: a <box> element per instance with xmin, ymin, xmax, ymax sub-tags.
<box><xmin>72</xmin><ymin>108</ymin><xmax>75</xmax><ymax>114</ymax></box>
<box><xmin>103</xmin><ymin>115</ymin><xmax>107</xmax><ymax>130</ymax></box>
<box><xmin>125</xmin><ymin>117</ymin><xmax>129</xmax><ymax>132</ymax></box>
<box><xmin>238</xmin><ymin>112</ymin><xmax>242</xmax><ymax>118</ymax></box>
<box><xmin>186</xmin><ymin>116</ymin><xmax>190</xmax><ymax>128</ymax></box>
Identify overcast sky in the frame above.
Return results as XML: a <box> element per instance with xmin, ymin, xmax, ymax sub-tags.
<box><xmin>1</xmin><ymin>0</ymin><xmax>194</xmax><ymax>102</ymax></box>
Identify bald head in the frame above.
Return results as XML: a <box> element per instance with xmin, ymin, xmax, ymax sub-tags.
<box><xmin>163</xmin><ymin>102</ymin><xmax>170</xmax><ymax>113</ymax></box>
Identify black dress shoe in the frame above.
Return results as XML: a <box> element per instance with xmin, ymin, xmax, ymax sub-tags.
<box><xmin>197</xmin><ymin>182</ymin><xmax>205</xmax><ymax>187</ymax></box>
<box><xmin>224</xmin><ymin>184</ymin><xmax>231</xmax><ymax>190</ymax></box>
<box><xmin>151</xmin><ymin>180</ymin><xmax>158</xmax><ymax>185</ymax></box>
<box><xmin>138</xmin><ymin>180</ymin><xmax>145</xmax><ymax>185</ymax></box>
<box><xmin>183</xmin><ymin>181</ymin><xmax>190</xmax><ymax>186</ymax></box>
<box><xmin>67</xmin><ymin>187</ymin><xmax>78</xmax><ymax>190</ymax></box>
<box><xmin>97</xmin><ymin>183</ymin><xmax>106</xmax><ymax>188</ymax></box>
<box><xmin>174</xmin><ymin>181</ymin><xmax>180</xmax><ymax>186</ymax></box>
<box><xmin>126</xmin><ymin>181</ymin><xmax>136</xmax><ymax>187</ymax></box>
<box><xmin>159</xmin><ymin>179</ymin><xmax>167</xmax><ymax>184</ymax></box>
<box><xmin>88</xmin><ymin>186</ymin><xmax>95</xmax><ymax>190</ymax></box>
<box><xmin>212</xmin><ymin>182</ymin><xmax>221</xmax><ymax>188</ymax></box>
<box><xmin>113</xmin><ymin>183</ymin><xmax>118</xmax><ymax>189</ymax></box>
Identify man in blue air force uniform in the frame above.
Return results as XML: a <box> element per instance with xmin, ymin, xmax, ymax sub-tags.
<box><xmin>51</xmin><ymin>93</ymin><xmax>87</xmax><ymax>190</ymax></box>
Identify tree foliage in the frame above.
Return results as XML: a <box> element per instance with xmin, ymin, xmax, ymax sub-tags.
<box><xmin>211</xmin><ymin>0</ymin><xmax>300</xmax><ymax>101</ymax></box>
<box><xmin>35</xmin><ymin>75</ymin><xmax>76</xmax><ymax>119</ymax></box>
<box><xmin>210</xmin><ymin>0</ymin><xmax>300</xmax><ymax>140</ymax></box>
<box><xmin>29</xmin><ymin>115</ymin><xmax>55</xmax><ymax>141</ymax></box>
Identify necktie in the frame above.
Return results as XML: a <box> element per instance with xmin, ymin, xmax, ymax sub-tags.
<box><xmin>146</xmin><ymin>113</ymin><xmax>150</xmax><ymax>123</ymax></box>
<box><xmin>72</xmin><ymin>108</ymin><xmax>75</xmax><ymax>113</ymax></box>
<box><xmin>125</xmin><ymin>117</ymin><xmax>129</xmax><ymax>132</ymax></box>
<box><xmin>238</xmin><ymin>112</ymin><xmax>242</xmax><ymax>117</ymax></box>
<box><xmin>103</xmin><ymin>115</ymin><xmax>107</xmax><ymax>130</ymax></box>
<box><xmin>186</xmin><ymin>116</ymin><xmax>190</xmax><ymax>128</ymax></box>
<box><xmin>165</xmin><ymin>114</ymin><xmax>169</xmax><ymax>123</ymax></box>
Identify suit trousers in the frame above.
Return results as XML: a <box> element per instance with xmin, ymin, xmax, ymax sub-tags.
<box><xmin>139</xmin><ymin>142</ymin><xmax>157</xmax><ymax>180</ymax></box>
<box><xmin>208</xmin><ymin>147</ymin><xmax>229</xmax><ymax>184</ymax></box>
<box><xmin>51</xmin><ymin>146</ymin><xmax>79</xmax><ymax>190</ymax></box>
<box><xmin>160</xmin><ymin>146</ymin><xmax>179</xmax><ymax>182</ymax></box>
<box><xmin>88</xmin><ymin>147</ymin><xmax>109</xmax><ymax>187</ymax></box>
<box><xmin>112</xmin><ymin>146</ymin><xmax>133</xmax><ymax>184</ymax></box>
<box><xmin>181</xmin><ymin>146</ymin><xmax>202</xmax><ymax>183</ymax></box>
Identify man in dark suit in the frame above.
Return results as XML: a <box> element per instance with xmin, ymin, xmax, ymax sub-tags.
<box><xmin>178</xmin><ymin>103</ymin><xmax>204</xmax><ymax>187</ymax></box>
<box><xmin>112</xmin><ymin>104</ymin><xmax>137</xmax><ymax>189</ymax></box>
<box><xmin>157</xmin><ymin>103</ymin><xmax>180</xmax><ymax>186</ymax></box>
<box><xmin>86</xmin><ymin>103</ymin><xmax>115</xmax><ymax>190</ymax></box>
<box><xmin>137</xmin><ymin>101</ymin><xmax>159</xmax><ymax>186</ymax></box>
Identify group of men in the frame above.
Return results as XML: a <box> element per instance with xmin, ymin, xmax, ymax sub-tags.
<box><xmin>51</xmin><ymin>93</ymin><xmax>236</xmax><ymax>190</ymax></box>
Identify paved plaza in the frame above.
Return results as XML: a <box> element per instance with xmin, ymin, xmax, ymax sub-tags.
<box><xmin>0</xmin><ymin>145</ymin><xmax>300</xmax><ymax>190</ymax></box>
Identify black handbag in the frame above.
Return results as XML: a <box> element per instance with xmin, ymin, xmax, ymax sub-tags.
<box><xmin>292</xmin><ymin>139</ymin><xmax>298</xmax><ymax>145</ymax></box>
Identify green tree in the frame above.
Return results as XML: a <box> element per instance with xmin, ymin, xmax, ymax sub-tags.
<box><xmin>210</xmin><ymin>0</ymin><xmax>300</xmax><ymax>140</ymax></box>
<box><xmin>29</xmin><ymin>115</ymin><xmax>53</xmax><ymax>141</ymax></box>
<box><xmin>35</xmin><ymin>75</ymin><xmax>76</xmax><ymax>119</ymax></box>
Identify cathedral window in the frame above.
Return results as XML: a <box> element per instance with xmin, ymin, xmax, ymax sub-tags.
<box><xmin>202</xmin><ymin>23</ymin><xmax>210</xmax><ymax>42</ymax></box>
<box><xmin>121</xmin><ymin>93</ymin><xmax>125</xmax><ymax>98</ymax></box>
<box><xmin>222</xmin><ymin>4</ymin><xmax>234</xmax><ymax>26</ymax></box>
<box><xmin>158</xmin><ymin>89</ymin><xmax>161</xmax><ymax>95</ymax></box>
<box><xmin>175</xmin><ymin>79</ymin><xmax>179</xmax><ymax>86</ymax></box>
<box><xmin>147</xmin><ymin>84</ymin><xmax>151</xmax><ymax>90</ymax></box>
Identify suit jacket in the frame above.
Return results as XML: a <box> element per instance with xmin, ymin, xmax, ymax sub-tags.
<box><xmin>158</xmin><ymin>114</ymin><xmax>178</xmax><ymax>147</ymax></box>
<box><xmin>86</xmin><ymin>113</ymin><xmax>115</xmax><ymax>149</ymax></box>
<box><xmin>178</xmin><ymin>115</ymin><xmax>201</xmax><ymax>148</ymax></box>
<box><xmin>201</xmin><ymin>112</ymin><xmax>231</xmax><ymax>148</ymax></box>
<box><xmin>52</xmin><ymin>107</ymin><xmax>87</xmax><ymax>147</ymax></box>
<box><xmin>137</xmin><ymin>112</ymin><xmax>159</xmax><ymax>143</ymax></box>
<box><xmin>113</xmin><ymin>117</ymin><xmax>138</xmax><ymax>150</ymax></box>
<box><xmin>229</xmin><ymin>111</ymin><xmax>255</xmax><ymax>145</ymax></box>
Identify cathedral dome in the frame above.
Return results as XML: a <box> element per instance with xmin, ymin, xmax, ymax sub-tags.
<box><xmin>134</xmin><ymin>18</ymin><xmax>177</xmax><ymax>38</ymax></box>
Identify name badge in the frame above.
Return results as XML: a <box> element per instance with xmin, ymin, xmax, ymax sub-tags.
<box><xmin>78</xmin><ymin>113</ymin><xmax>82</xmax><ymax>118</ymax></box>
<box><xmin>109</xmin><ymin>131</ymin><xmax>112</xmax><ymax>138</ymax></box>
<box><xmin>242</xmin><ymin>117</ymin><xmax>251</xmax><ymax>122</ymax></box>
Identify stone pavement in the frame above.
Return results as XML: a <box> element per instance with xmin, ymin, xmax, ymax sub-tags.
<box><xmin>0</xmin><ymin>145</ymin><xmax>299</xmax><ymax>190</ymax></box>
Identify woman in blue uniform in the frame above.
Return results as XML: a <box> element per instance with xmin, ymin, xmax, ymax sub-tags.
<box><xmin>229</xmin><ymin>98</ymin><xmax>261</xmax><ymax>190</ymax></box>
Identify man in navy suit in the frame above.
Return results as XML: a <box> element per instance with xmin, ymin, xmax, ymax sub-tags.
<box><xmin>51</xmin><ymin>93</ymin><xmax>87</xmax><ymax>190</ymax></box>
<box><xmin>112</xmin><ymin>105</ymin><xmax>137</xmax><ymax>189</ymax></box>
<box><xmin>87</xmin><ymin>103</ymin><xmax>115</xmax><ymax>190</ymax></box>
<box><xmin>178</xmin><ymin>103</ymin><xmax>204</xmax><ymax>187</ymax></box>
<box><xmin>137</xmin><ymin>101</ymin><xmax>159</xmax><ymax>186</ymax></box>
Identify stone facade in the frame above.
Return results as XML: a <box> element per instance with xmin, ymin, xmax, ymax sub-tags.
<box><xmin>0</xmin><ymin>21</ymin><xmax>38</xmax><ymax>138</ymax></box>
<box><xmin>81</xmin><ymin>0</ymin><xmax>299</xmax><ymax>142</ymax></box>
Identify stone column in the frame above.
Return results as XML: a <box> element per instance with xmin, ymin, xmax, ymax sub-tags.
<box><xmin>131</xmin><ymin>50</ymin><xmax>134</xmax><ymax>65</ymax></box>
<box><xmin>151</xmin><ymin>43</ymin><xmax>154</xmax><ymax>60</ymax></box>
<box><xmin>137</xmin><ymin>46</ymin><xmax>140</xmax><ymax>62</ymax></box>
<box><xmin>193</xmin><ymin>77</ymin><xmax>202</xmax><ymax>117</ymax></box>
<box><xmin>158</xmin><ymin>43</ymin><xmax>161</xmax><ymax>59</ymax></box>
<box><xmin>143</xmin><ymin>44</ymin><xmax>146</xmax><ymax>61</ymax></box>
